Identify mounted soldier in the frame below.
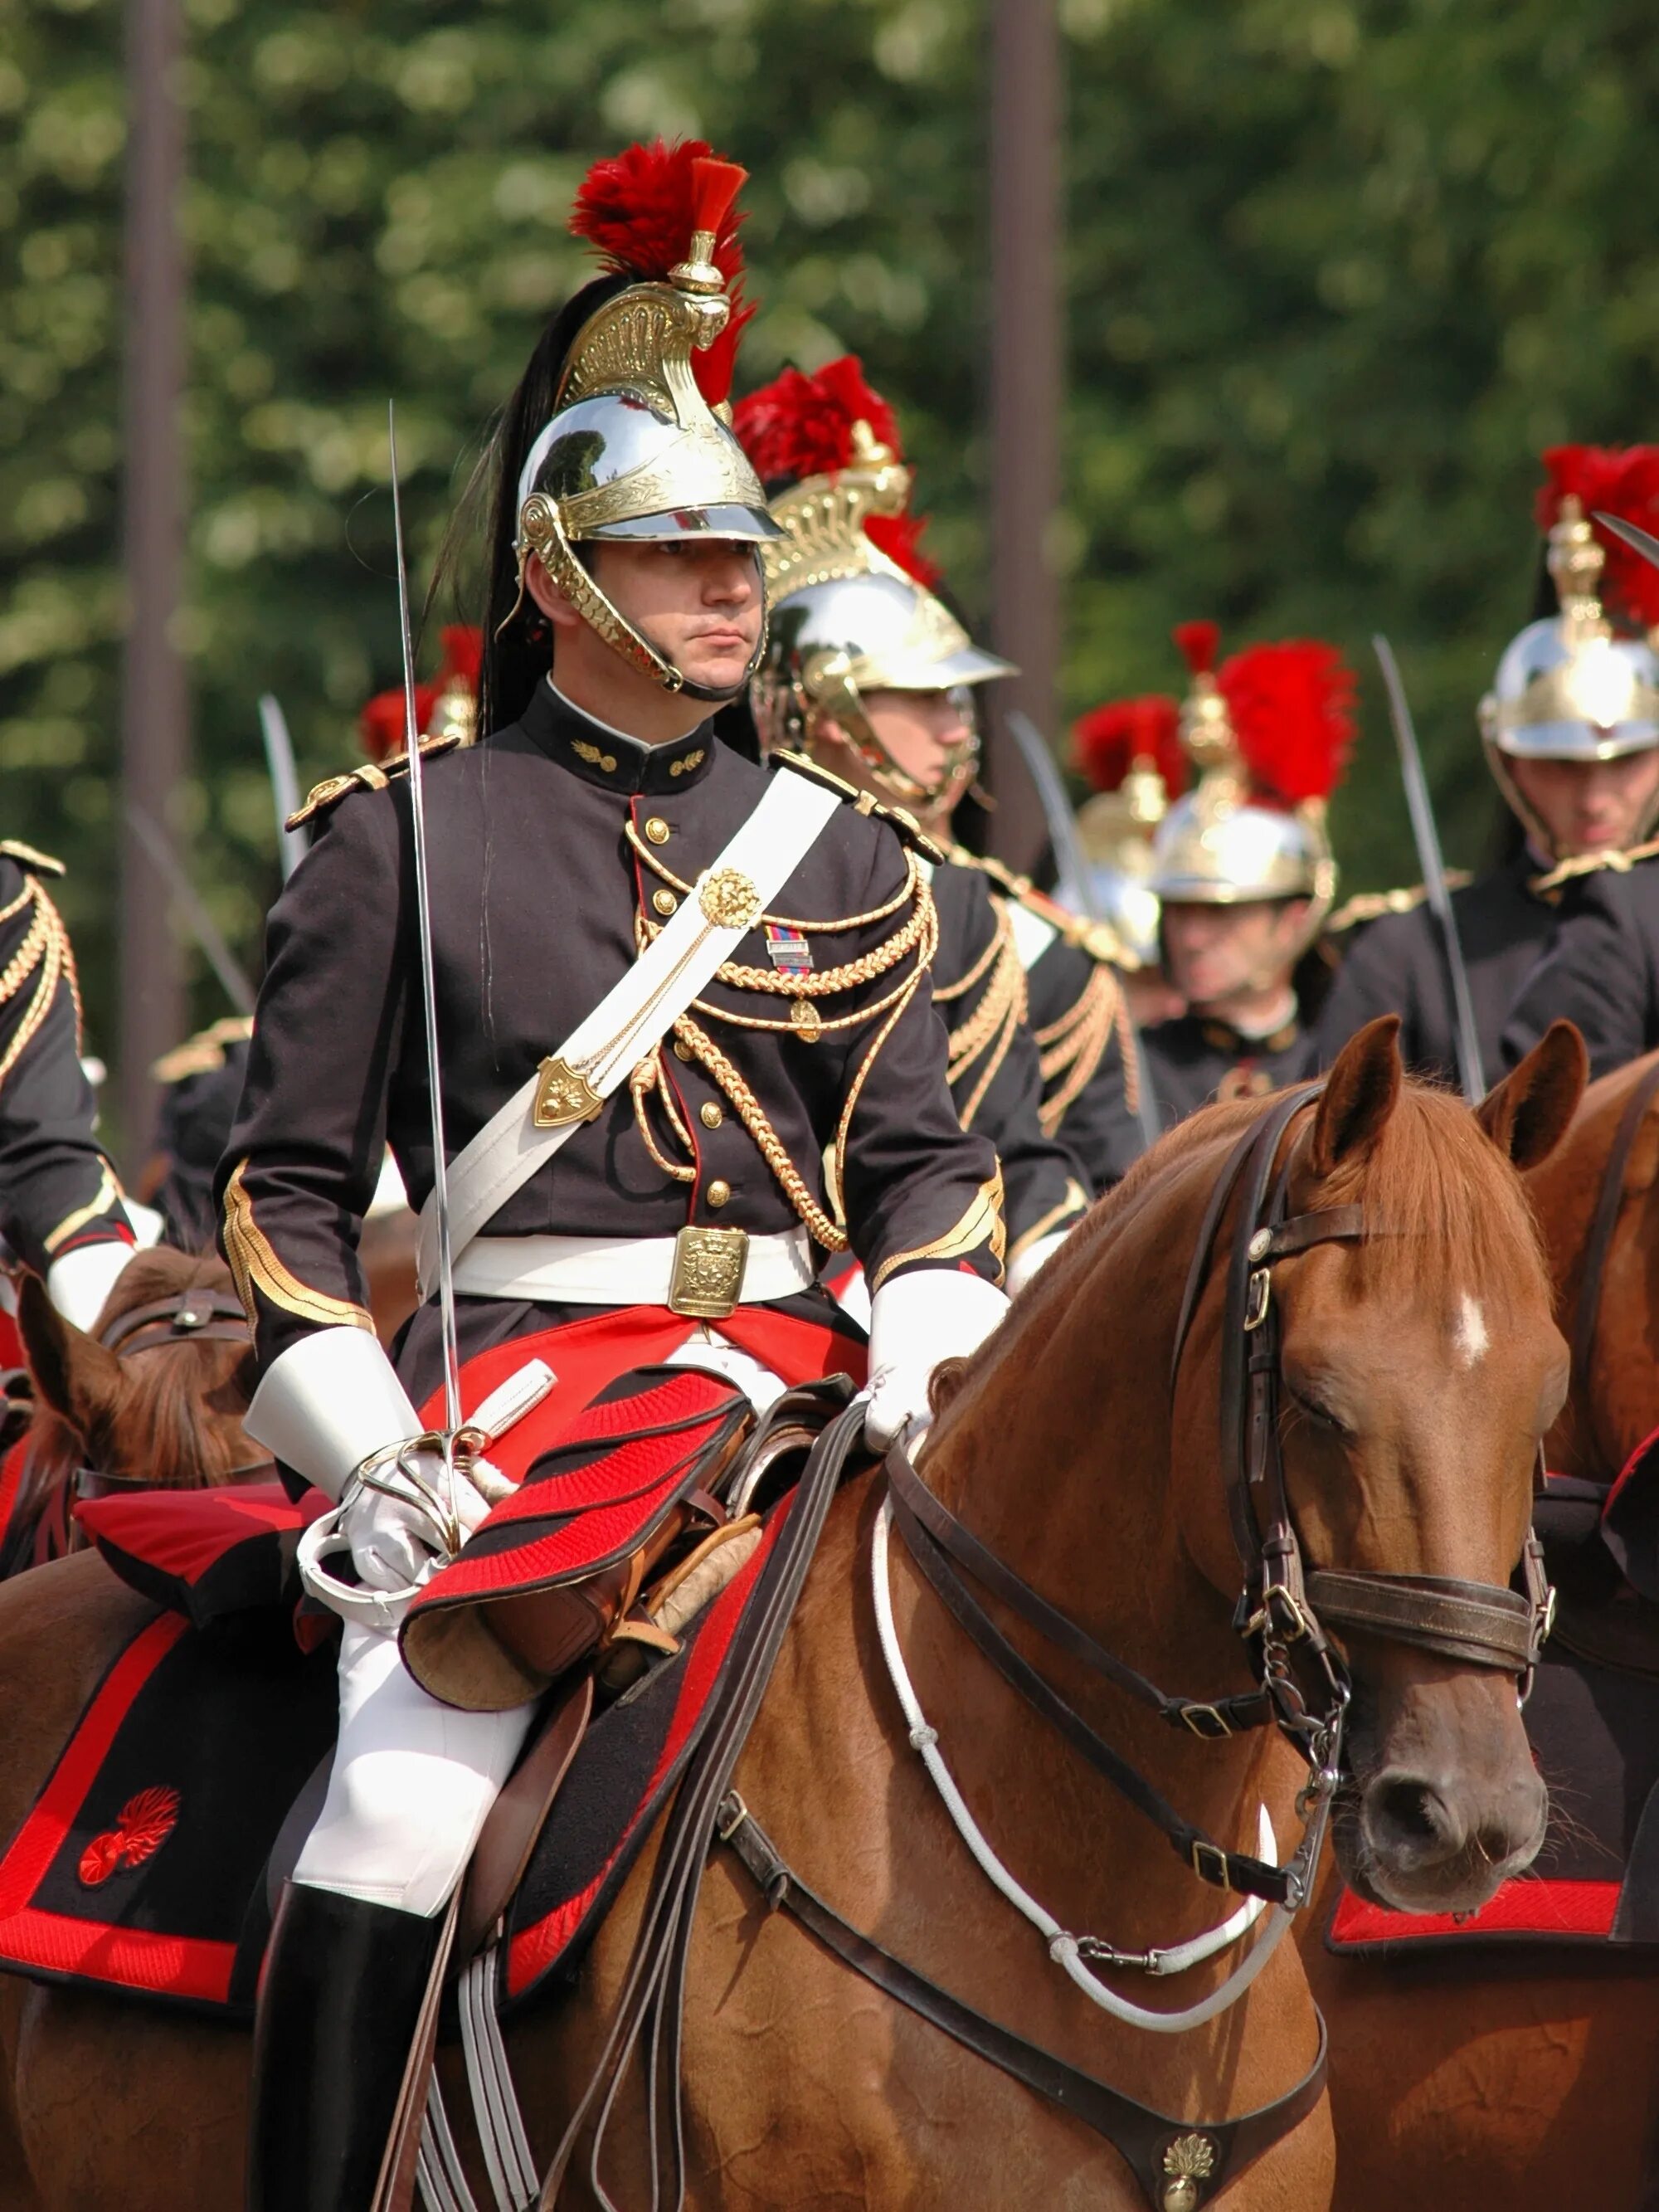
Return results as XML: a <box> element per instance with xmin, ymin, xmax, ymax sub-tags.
<box><xmin>1321</xmin><ymin>446</ymin><xmax>1659</xmax><ymax>1086</ymax></box>
<box><xmin>734</xmin><ymin>354</ymin><xmax>1141</xmax><ymax>1213</ymax></box>
<box><xmin>1139</xmin><ymin>623</ymin><xmax>1355</xmax><ymax>1127</ymax></box>
<box><xmin>0</xmin><ymin>841</ymin><xmax>139</xmax><ymax>1329</ymax></box>
<box><xmin>221</xmin><ymin>144</ymin><xmax>1008</xmax><ymax>2210</ymax></box>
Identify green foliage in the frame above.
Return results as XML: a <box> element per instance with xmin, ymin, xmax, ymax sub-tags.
<box><xmin>5</xmin><ymin>0</ymin><xmax>1659</xmax><ymax>1080</ymax></box>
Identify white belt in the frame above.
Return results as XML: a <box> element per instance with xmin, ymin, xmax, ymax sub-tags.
<box><xmin>449</xmin><ymin>1225</ymin><xmax>817</xmax><ymax>1317</ymax></box>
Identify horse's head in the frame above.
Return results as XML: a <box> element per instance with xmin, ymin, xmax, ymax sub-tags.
<box><xmin>18</xmin><ymin>1246</ymin><xmax>258</xmax><ymax>1501</ymax></box>
<box><xmin>1180</xmin><ymin>1016</ymin><xmax>1584</xmax><ymax>1917</ymax></box>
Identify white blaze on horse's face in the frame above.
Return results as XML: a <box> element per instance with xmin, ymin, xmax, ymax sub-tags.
<box><xmin>1453</xmin><ymin>1293</ymin><xmax>1490</xmax><ymax>1370</ymax></box>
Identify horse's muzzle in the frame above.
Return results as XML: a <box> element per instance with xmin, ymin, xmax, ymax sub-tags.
<box><xmin>1352</xmin><ymin>1755</ymin><xmax>1548</xmax><ymax>1916</ymax></box>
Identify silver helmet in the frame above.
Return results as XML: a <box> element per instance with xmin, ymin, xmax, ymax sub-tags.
<box><xmin>1147</xmin><ymin>626</ymin><xmax>1351</xmax><ymax>962</ymax></box>
<box><xmin>1479</xmin><ymin>491</ymin><xmax>1659</xmax><ymax>853</ymax></box>
<box><xmin>508</xmin><ymin>151</ymin><xmax>781</xmax><ymax>704</ymax></box>
<box><xmin>737</xmin><ymin>363</ymin><xmax>1014</xmax><ymax>810</ymax></box>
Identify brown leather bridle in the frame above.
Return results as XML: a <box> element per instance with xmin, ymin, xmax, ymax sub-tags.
<box><xmin>1172</xmin><ymin>1080</ymin><xmax>1554</xmax><ymax>1714</ymax></box>
<box><xmin>70</xmin><ymin>1285</ymin><xmax>266</xmax><ymax>1511</ymax></box>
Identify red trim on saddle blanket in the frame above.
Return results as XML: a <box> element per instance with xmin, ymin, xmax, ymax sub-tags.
<box><xmin>0</xmin><ymin>1304</ymin><xmax>23</xmax><ymax>1371</ymax></box>
<box><xmin>506</xmin><ymin>1495</ymin><xmax>791</xmax><ymax>1998</ymax></box>
<box><xmin>77</xmin><ymin>1483</ymin><xmax>327</xmax><ymax>1586</ymax></box>
<box><xmin>1603</xmin><ymin>1421</ymin><xmax>1659</xmax><ymax>1520</ymax></box>
<box><xmin>1329</xmin><ymin>1876</ymin><xmax>1620</xmax><ymax>1951</ymax></box>
<box><xmin>0</xmin><ymin>1613</ymin><xmax>238</xmax><ymax>2005</ymax></box>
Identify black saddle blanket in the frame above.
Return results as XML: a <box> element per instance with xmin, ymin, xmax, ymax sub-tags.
<box><xmin>0</xmin><ymin>1503</ymin><xmax>793</xmax><ymax>2019</ymax></box>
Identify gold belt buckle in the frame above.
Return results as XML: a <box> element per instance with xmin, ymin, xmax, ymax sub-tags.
<box><xmin>668</xmin><ymin>1225</ymin><xmax>750</xmax><ymax>1319</ymax></box>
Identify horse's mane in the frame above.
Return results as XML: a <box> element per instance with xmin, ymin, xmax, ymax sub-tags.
<box><xmin>17</xmin><ymin>1247</ymin><xmax>253</xmax><ymax>1547</ymax></box>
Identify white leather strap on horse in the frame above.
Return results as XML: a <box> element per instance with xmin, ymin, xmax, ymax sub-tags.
<box><xmin>450</xmin><ymin>1225</ymin><xmax>815</xmax><ymax>1306</ymax></box>
<box><xmin>416</xmin><ymin>765</ymin><xmax>844</xmax><ymax>1297</ymax></box>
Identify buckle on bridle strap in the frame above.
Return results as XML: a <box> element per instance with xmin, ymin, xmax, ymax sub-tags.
<box><xmin>1176</xmin><ymin>1702</ymin><xmax>1233</xmax><ymax>1741</ymax></box>
<box><xmin>1188</xmin><ymin>1839</ymin><xmax>1232</xmax><ymax>1892</ymax></box>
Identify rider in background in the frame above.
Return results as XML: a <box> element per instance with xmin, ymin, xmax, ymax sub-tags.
<box><xmin>1140</xmin><ymin>622</ymin><xmax>1355</xmax><ymax>1126</ymax></box>
<box><xmin>737</xmin><ymin>355</ymin><xmax>1143</xmax><ymax>1222</ymax></box>
<box><xmin>1319</xmin><ymin>446</ymin><xmax>1659</xmax><ymax>1088</ymax></box>
<box><xmin>0</xmin><ymin>840</ymin><xmax>138</xmax><ymax>1328</ymax></box>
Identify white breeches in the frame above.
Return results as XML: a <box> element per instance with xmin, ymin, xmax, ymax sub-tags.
<box><xmin>293</xmin><ymin>1330</ymin><xmax>789</xmax><ymax>1919</ymax></box>
<box><xmin>294</xmin><ymin>1622</ymin><xmax>536</xmax><ymax>1918</ymax></box>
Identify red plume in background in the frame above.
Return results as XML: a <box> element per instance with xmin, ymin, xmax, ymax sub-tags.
<box><xmin>1537</xmin><ymin>445</ymin><xmax>1659</xmax><ymax>631</ymax></box>
<box><xmin>1219</xmin><ymin>641</ymin><xmax>1356</xmax><ymax>807</ymax></box>
<box><xmin>1173</xmin><ymin>619</ymin><xmax>1220</xmax><ymax>677</ymax></box>
<box><xmin>569</xmin><ymin>139</ymin><xmax>752</xmax><ymax>403</ymax></box>
<box><xmin>866</xmin><ymin>509</ymin><xmax>941</xmax><ymax>587</ymax></box>
<box><xmin>438</xmin><ymin>625</ymin><xmax>483</xmax><ymax>685</ymax></box>
<box><xmin>359</xmin><ymin>684</ymin><xmax>438</xmax><ymax>763</ymax></box>
<box><xmin>1071</xmin><ymin>696</ymin><xmax>1185</xmax><ymax>797</ymax></box>
<box><xmin>732</xmin><ymin>356</ymin><xmax>903</xmax><ymax>483</ymax></box>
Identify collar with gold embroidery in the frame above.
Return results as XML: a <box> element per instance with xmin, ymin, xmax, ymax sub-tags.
<box><xmin>1198</xmin><ymin>1015</ymin><xmax>1301</xmax><ymax>1057</ymax></box>
<box><xmin>524</xmin><ymin>680</ymin><xmax>716</xmax><ymax>797</ymax></box>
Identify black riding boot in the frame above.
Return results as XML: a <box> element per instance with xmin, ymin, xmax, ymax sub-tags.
<box><xmin>248</xmin><ymin>1881</ymin><xmax>447</xmax><ymax>2212</ymax></box>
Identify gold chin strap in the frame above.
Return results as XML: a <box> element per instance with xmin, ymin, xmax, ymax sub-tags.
<box><xmin>805</xmin><ymin>689</ymin><xmax>979</xmax><ymax>821</ymax></box>
<box><xmin>509</xmin><ymin>499</ymin><xmax>770</xmax><ymax>706</ymax></box>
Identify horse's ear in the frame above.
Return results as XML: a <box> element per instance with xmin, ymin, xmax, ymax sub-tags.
<box><xmin>17</xmin><ymin>1274</ymin><xmax>124</xmax><ymax>1442</ymax></box>
<box><xmin>1308</xmin><ymin>1015</ymin><xmax>1402</xmax><ymax>1177</ymax></box>
<box><xmin>1478</xmin><ymin>1020</ymin><xmax>1588</xmax><ymax>1172</ymax></box>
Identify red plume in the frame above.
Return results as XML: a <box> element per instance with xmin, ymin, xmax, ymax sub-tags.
<box><xmin>1071</xmin><ymin>697</ymin><xmax>1185</xmax><ymax>797</ymax></box>
<box><xmin>569</xmin><ymin>139</ymin><xmax>752</xmax><ymax>403</ymax></box>
<box><xmin>359</xmin><ymin>684</ymin><xmax>438</xmax><ymax>764</ymax></box>
<box><xmin>1217</xmin><ymin>641</ymin><xmax>1355</xmax><ymax>807</ymax></box>
<box><xmin>732</xmin><ymin>357</ymin><xmax>902</xmax><ymax>484</ymax></box>
<box><xmin>438</xmin><ymin>625</ymin><xmax>483</xmax><ymax>685</ymax></box>
<box><xmin>866</xmin><ymin>509</ymin><xmax>941</xmax><ymax>587</ymax></box>
<box><xmin>1174</xmin><ymin>620</ymin><xmax>1220</xmax><ymax>677</ymax></box>
<box><xmin>1537</xmin><ymin>445</ymin><xmax>1659</xmax><ymax>631</ymax></box>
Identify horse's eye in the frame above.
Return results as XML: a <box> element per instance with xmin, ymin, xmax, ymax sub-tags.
<box><xmin>1288</xmin><ymin>1386</ymin><xmax>1353</xmax><ymax>1442</ymax></box>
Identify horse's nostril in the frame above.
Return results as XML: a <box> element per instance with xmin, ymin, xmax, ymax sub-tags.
<box><xmin>1366</xmin><ymin>1772</ymin><xmax>1458</xmax><ymax>1860</ymax></box>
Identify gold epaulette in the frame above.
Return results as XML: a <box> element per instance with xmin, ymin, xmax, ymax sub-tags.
<box><xmin>947</xmin><ymin>845</ymin><xmax>1127</xmax><ymax>967</ymax></box>
<box><xmin>1326</xmin><ymin>872</ymin><xmax>1473</xmax><ymax>934</ymax></box>
<box><xmin>286</xmin><ymin>733</ymin><xmax>465</xmax><ymax>831</ymax></box>
<box><xmin>771</xmin><ymin>750</ymin><xmax>947</xmax><ymax>864</ymax></box>
<box><xmin>0</xmin><ymin>840</ymin><xmax>66</xmax><ymax>879</ymax></box>
<box><xmin>1529</xmin><ymin>836</ymin><xmax>1659</xmax><ymax>899</ymax></box>
<box><xmin>152</xmin><ymin>1013</ymin><xmax>255</xmax><ymax>1086</ymax></box>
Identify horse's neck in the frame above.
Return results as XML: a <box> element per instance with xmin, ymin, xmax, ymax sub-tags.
<box><xmin>913</xmin><ymin>1154</ymin><xmax>1298</xmax><ymax>1952</ymax></box>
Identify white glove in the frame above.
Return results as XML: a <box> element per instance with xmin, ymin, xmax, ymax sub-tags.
<box><xmin>341</xmin><ymin>1443</ymin><xmax>495</xmax><ymax>1592</ymax></box>
<box><xmin>864</xmin><ymin>1268</ymin><xmax>1008</xmax><ymax>1450</ymax></box>
<box><xmin>46</xmin><ymin>1240</ymin><xmax>135</xmax><ymax>1333</ymax></box>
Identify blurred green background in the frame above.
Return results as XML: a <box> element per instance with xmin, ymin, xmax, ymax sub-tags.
<box><xmin>4</xmin><ymin>0</ymin><xmax>1657</xmax><ymax>1082</ymax></box>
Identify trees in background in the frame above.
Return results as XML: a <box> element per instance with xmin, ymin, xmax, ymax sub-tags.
<box><xmin>6</xmin><ymin>0</ymin><xmax>1657</xmax><ymax>1069</ymax></box>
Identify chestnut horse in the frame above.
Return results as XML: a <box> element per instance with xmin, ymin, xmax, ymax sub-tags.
<box><xmin>0</xmin><ymin>1248</ymin><xmax>258</xmax><ymax>1576</ymax></box>
<box><xmin>0</xmin><ymin>1019</ymin><xmax>1580</xmax><ymax>2210</ymax></box>
<box><xmin>1304</xmin><ymin>1047</ymin><xmax>1659</xmax><ymax>2209</ymax></box>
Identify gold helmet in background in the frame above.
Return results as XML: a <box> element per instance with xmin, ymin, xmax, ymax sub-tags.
<box><xmin>1148</xmin><ymin>621</ymin><xmax>1355</xmax><ymax>959</ymax></box>
<box><xmin>736</xmin><ymin>357</ymin><xmax>1014</xmax><ymax>809</ymax></box>
<box><xmin>1480</xmin><ymin>446</ymin><xmax>1659</xmax><ymax>856</ymax></box>
<box><xmin>1069</xmin><ymin>694</ymin><xmax>1186</xmax><ymax>967</ymax></box>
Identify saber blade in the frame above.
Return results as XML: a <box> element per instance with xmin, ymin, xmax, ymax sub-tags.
<box><xmin>388</xmin><ymin>403</ymin><xmax>462</xmax><ymax>1437</ymax></box>
<box><xmin>1004</xmin><ymin>709</ymin><xmax>1161</xmax><ymax>1153</ymax></box>
<box><xmin>1372</xmin><ymin>636</ymin><xmax>1486</xmax><ymax>1103</ymax></box>
<box><xmin>257</xmin><ymin>694</ymin><xmax>309</xmax><ymax>881</ymax></box>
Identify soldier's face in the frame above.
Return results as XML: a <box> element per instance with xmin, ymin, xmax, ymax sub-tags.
<box><xmin>1160</xmin><ymin>897</ymin><xmax>1307</xmax><ymax>1008</ymax></box>
<box><xmin>586</xmin><ymin>540</ymin><xmax>765</xmax><ymax>693</ymax></box>
<box><xmin>1507</xmin><ymin>746</ymin><xmax>1659</xmax><ymax>856</ymax></box>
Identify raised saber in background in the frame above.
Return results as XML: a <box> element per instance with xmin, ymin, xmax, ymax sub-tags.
<box><xmin>1003</xmin><ymin>708</ymin><xmax>1161</xmax><ymax>1152</ymax></box>
<box><xmin>125</xmin><ymin>803</ymin><xmax>257</xmax><ymax>1018</ymax></box>
<box><xmin>1372</xmin><ymin>635</ymin><xmax>1486</xmax><ymax>1103</ymax></box>
<box><xmin>1593</xmin><ymin>508</ymin><xmax>1659</xmax><ymax>579</ymax></box>
<box><xmin>257</xmin><ymin>694</ymin><xmax>309</xmax><ymax>880</ymax></box>
<box><xmin>388</xmin><ymin>402</ymin><xmax>463</xmax><ymax>1441</ymax></box>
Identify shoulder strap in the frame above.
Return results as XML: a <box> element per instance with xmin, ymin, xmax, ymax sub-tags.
<box><xmin>416</xmin><ymin>763</ymin><xmax>845</xmax><ymax>1292</ymax></box>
